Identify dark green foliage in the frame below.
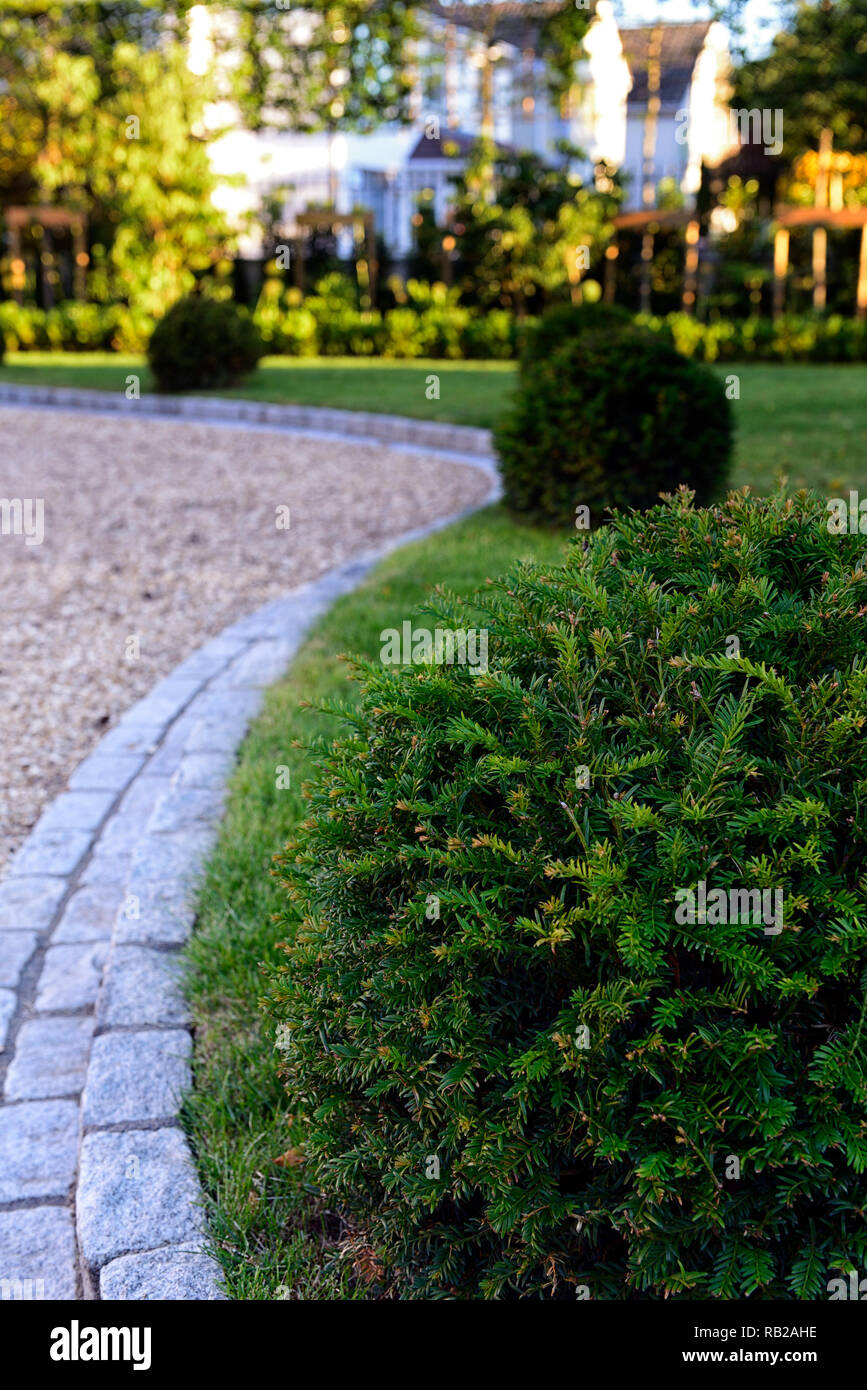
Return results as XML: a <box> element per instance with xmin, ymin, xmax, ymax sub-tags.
<box><xmin>147</xmin><ymin>293</ymin><xmax>263</xmax><ymax>391</ymax></box>
<box><xmin>267</xmin><ymin>488</ymin><xmax>867</xmax><ymax>1299</ymax></box>
<box><xmin>494</xmin><ymin>326</ymin><xmax>733</xmax><ymax>526</ymax></box>
<box><xmin>521</xmin><ymin>300</ymin><xmax>634</xmax><ymax>366</ymax></box>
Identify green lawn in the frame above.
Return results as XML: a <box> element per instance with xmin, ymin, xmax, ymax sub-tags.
<box><xmin>2</xmin><ymin>352</ymin><xmax>866</xmax><ymax>493</ymax></box>
<box><xmin>0</xmin><ymin>352</ymin><xmax>514</xmax><ymax>430</ymax></box>
<box><xmin>182</xmin><ymin>506</ymin><xmax>568</xmax><ymax>1299</ymax></box>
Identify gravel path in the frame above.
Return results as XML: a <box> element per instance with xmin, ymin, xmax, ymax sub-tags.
<box><xmin>1</xmin><ymin>407</ymin><xmax>490</xmax><ymax>871</ymax></box>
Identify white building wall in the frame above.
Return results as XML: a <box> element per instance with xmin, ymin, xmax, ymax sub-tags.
<box><xmin>189</xmin><ymin>4</ymin><xmax>730</xmax><ymax>257</ymax></box>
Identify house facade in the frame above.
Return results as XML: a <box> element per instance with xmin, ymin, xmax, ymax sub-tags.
<box><xmin>189</xmin><ymin>2</ymin><xmax>735</xmax><ymax>260</ymax></box>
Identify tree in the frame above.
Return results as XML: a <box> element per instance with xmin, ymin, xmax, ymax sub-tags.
<box><xmin>202</xmin><ymin>0</ymin><xmax>421</xmax><ymax>133</ymax></box>
<box><xmin>734</xmin><ymin>0</ymin><xmax>867</xmax><ymax>158</ymax></box>
<box><xmin>0</xmin><ymin>3</ymin><xmax>229</xmax><ymax>315</ymax></box>
<box><xmin>447</xmin><ymin>142</ymin><xmax>621</xmax><ymax>313</ymax></box>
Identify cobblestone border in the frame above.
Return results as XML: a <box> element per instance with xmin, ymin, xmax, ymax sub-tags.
<box><xmin>0</xmin><ymin>381</ymin><xmax>495</xmax><ymax>459</ymax></box>
<box><xmin>0</xmin><ymin>403</ymin><xmax>499</xmax><ymax>1300</ymax></box>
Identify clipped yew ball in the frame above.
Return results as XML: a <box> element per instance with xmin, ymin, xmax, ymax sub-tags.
<box><xmin>147</xmin><ymin>292</ymin><xmax>263</xmax><ymax>391</ymax></box>
<box><xmin>267</xmin><ymin>488</ymin><xmax>867</xmax><ymax>1299</ymax></box>
<box><xmin>494</xmin><ymin>322</ymin><xmax>734</xmax><ymax>527</ymax></box>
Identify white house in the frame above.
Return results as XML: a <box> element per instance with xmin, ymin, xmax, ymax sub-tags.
<box><xmin>187</xmin><ymin>2</ymin><xmax>734</xmax><ymax>260</ymax></box>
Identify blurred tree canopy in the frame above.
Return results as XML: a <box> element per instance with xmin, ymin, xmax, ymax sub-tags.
<box><xmin>734</xmin><ymin>0</ymin><xmax>867</xmax><ymax>157</ymax></box>
<box><xmin>0</xmin><ymin>3</ymin><xmax>228</xmax><ymax>313</ymax></box>
<box><xmin>447</xmin><ymin>141</ymin><xmax>621</xmax><ymax>313</ymax></box>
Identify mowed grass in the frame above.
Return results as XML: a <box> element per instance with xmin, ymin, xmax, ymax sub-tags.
<box><xmin>182</xmin><ymin>506</ymin><xmax>569</xmax><ymax>1299</ymax></box>
<box><xmin>0</xmin><ymin>352</ymin><xmax>514</xmax><ymax>430</ymax></box>
<box><xmin>2</xmin><ymin>351</ymin><xmax>866</xmax><ymax>492</ymax></box>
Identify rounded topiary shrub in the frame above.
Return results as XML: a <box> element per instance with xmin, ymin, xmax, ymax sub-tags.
<box><xmin>522</xmin><ymin>299</ymin><xmax>633</xmax><ymax>364</ymax></box>
<box><xmin>268</xmin><ymin>488</ymin><xmax>867</xmax><ymax>1299</ymax></box>
<box><xmin>494</xmin><ymin>326</ymin><xmax>733</xmax><ymax>527</ymax></box>
<box><xmin>147</xmin><ymin>293</ymin><xmax>264</xmax><ymax>391</ymax></box>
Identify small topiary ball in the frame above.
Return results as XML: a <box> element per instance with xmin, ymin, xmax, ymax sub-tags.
<box><xmin>494</xmin><ymin>325</ymin><xmax>733</xmax><ymax>527</ymax></box>
<box><xmin>267</xmin><ymin>488</ymin><xmax>867</xmax><ymax>1300</ymax></box>
<box><xmin>147</xmin><ymin>293</ymin><xmax>264</xmax><ymax>392</ymax></box>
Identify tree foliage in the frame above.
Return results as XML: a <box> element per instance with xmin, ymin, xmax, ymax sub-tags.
<box><xmin>0</xmin><ymin>3</ymin><xmax>229</xmax><ymax>315</ymax></box>
<box><xmin>734</xmin><ymin>0</ymin><xmax>867</xmax><ymax>157</ymax></box>
<box><xmin>446</xmin><ymin>141</ymin><xmax>620</xmax><ymax>313</ymax></box>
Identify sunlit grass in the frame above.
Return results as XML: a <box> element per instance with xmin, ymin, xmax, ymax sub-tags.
<box><xmin>2</xmin><ymin>353</ymin><xmax>866</xmax><ymax>490</ymax></box>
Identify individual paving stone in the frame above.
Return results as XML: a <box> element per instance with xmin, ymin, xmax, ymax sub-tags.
<box><xmin>190</xmin><ymin>685</ymin><xmax>264</xmax><ymax>724</ymax></box>
<box><xmin>0</xmin><ymin>988</ymin><xmax>15</xmax><ymax>1050</ymax></box>
<box><xmin>120</xmin><ymin>772</ymin><xmax>174</xmax><ymax>818</ymax></box>
<box><xmin>0</xmin><ymin>931</ymin><xmax>38</xmax><ymax>988</ymax></box>
<box><xmin>94</xmin><ymin>775</ymin><xmax>172</xmax><ymax>856</ymax></box>
<box><xmin>147</xmin><ymin>785</ymin><xmax>223</xmax><ymax>834</ymax></box>
<box><xmin>172</xmin><ymin>751</ymin><xmax>235</xmax><ymax>790</ymax></box>
<box><xmin>78</xmin><ymin>850</ymin><xmax>130</xmax><ymax>888</ymax></box>
<box><xmin>0</xmin><ymin>876</ymin><xmax>67</xmax><ymax>932</ymax></box>
<box><xmin>100</xmin><ymin>1245</ymin><xmax>225</xmax><ymax>1300</ymax></box>
<box><xmin>170</xmin><ymin>650</ymin><xmax>232</xmax><ymax>685</ymax></box>
<box><xmin>97</xmin><ymin>946</ymin><xmax>189</xmax><ymax>1028</ymax></box>
<box><xmin>6</xmin><ymin>827</ymin><xmax>92</xmax><ymax>879</ymax></box>
<box><xmin>35</xmin><ymin>942</ymin><xmax>108</xmax><ymax>1012</ymax></box>
<box><xmin>33</xmin><ymin>790</ymin><xmax>116</xmax><ymax>836</ymax></box>
<box><xmin>68</xmin><ymin>751</ymin><xmax>146</xmax><ymax>793</ymax></box>
<box><xmin>215</xmin><ymin>638</ymin><xmax>297</xmax><ymax>689</ymax></box>
<box><xmin>0</xmin><ymin>1100</ymin><xmax>79</xmax><ymax>1201</ymax></box>
<box><xmin>83</xmin><ymin>1029</ymin><xmax>191</xmax><ymax>1126</ymax></box>
<box><xmin>122</xmin><ymin>677</ymin><xmax>203</xmax><ymax>730</ymax></box>
<box><xmin>183</xmin><ymin>692</ymin><xmax>263</xmax><ymax>754</ymax></box>
<box><xmin>94</xmin><ymin>722</ymin><xmax>164</xmax><ymax>759</ymax></box>
<box><xmin>187</xmin><ymin>634</ymin><xmax>249</xmax><ymax>666</ymax></box>
<box><xmin>127</xmin><ymin>826</ymin><xmax>215</xmax><ymax>890</ymax></box>
<box><xmin>0</xmin><ymin>1206</ymin><xmax>77</xmax><ymax>1299</ymax></box>
<box><xmin>135</xmin><ymin>709</ymin><xmax>200</xmax><ymax>777</ymax></box>
<box><xmin>5</xmin><ymin>1016</ymin><xmax>94</xmax><ymax>1100</ymax></box>
<box><xmin>52</xmin><ymin>885</ymin><xmax>121</xmax><ymax>944</ymax></box>
<box><xmin>113</xmin><ymin>882</ymin><xmax>195</xmax><ymax>948</ymax></box>
<box><xmin>77</xmin><ymin>1127</ymin><xmax>203</xmax><ymax>1268</ymax></box>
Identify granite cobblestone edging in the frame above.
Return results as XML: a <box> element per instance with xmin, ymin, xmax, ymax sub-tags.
<box><xmin>0</xmin><ymin>381</ymin><xmax>495</xmax><ymax>459</ymax></box>
<box><xmin>0</xmin><ymin>406</ymin><xmax>500</xmax><ymax>1301</ymax></box>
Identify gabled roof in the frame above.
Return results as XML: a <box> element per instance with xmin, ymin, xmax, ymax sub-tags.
<box><xmin>426</xmin><ymin>1</ymin><xmax>565</xmax><ymax>45</ymax></box>
<box><xmin>619</xmin><ymin>21</ymin><xmax>712</xmax><ymax>106</ymax></box>
<box><xmin>408</xmin><ymin>129</ymin><xmax>513</xmax><ymax>160</ymax></box>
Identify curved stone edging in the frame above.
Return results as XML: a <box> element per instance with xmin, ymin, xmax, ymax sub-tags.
<box><xmin>0</xmin><ymin>407</ymin><xmax>500</xmax><ymax>1301</ymax></box>
<box><xmin>0</xmin><ymin>381</ymin><xmax>495</xmax><ymax>460</ymax></box>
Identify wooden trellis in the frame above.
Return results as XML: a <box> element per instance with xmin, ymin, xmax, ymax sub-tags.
<box><xmin>3</xmin><ymin>205</ymin><xmax>88</xmax><ymax>303</ymax></box>
<box><xmin>609</xmin><ymin>208</ymin><xmax>701</xmax><ymax>314</ymax></box>
<box><xmin>772</xmin><ymin>205</ymin><xmax>867</xmax><ymax>321</ymax></box>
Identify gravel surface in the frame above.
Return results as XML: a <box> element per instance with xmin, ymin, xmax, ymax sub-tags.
<box><xmin>0</xmin><ymin>407</ymin><xmax>490</xmax><ymax>870</ymax></box>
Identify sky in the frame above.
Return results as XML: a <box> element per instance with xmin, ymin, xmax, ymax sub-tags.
<box><xmin>615</xmin><ymin>0</ymin><xmax>790</xmax><ymax>56</ymax></box>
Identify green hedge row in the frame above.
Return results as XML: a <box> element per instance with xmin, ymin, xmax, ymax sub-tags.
<box><xmin>2</xmin><ymin>295</ymin><xmax>867</xmax><ymax>363</ymax></box>
<box><xmin>637</xmin><ymin>310</ymin><xmax>867</xmax><ymax>363</ymax></box>
<box><xmin>252</xmin><ymin>300</ymin><xmax>522</xmax><ymax>360</ymax></box>
<box><xmin>0</xmin><ymin>299</ymin><xmax>156</xmax><ymax>354</ymax></box>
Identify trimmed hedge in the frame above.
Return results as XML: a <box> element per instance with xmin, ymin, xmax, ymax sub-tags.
<box><xmin>3</xmin><ymin>297</ymin><xmax>867</xmax><ymax>363</ymax></box>
<box><xmin>147</xmin><ymin>293</ymin><xmax>264</xmax><ymax>391</ymax></box>
<box><xmin>637</xmin><ymin>311</ymin><xmax>867</xmax><ymax>363</ymax></box>
<box><xmin>495</xmin><ymin>323</ymin><xmax>733</xmax><ymax>525</ymax></box>
<box><xmin>266</xmin><ymin>487</ymin><xmax>867</xmax><ymax>1299</ymax></box>
<box><xmin>0</xmin><ymin>299</ymin><xmax>155</xmax><ymax>353</ymax></box>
